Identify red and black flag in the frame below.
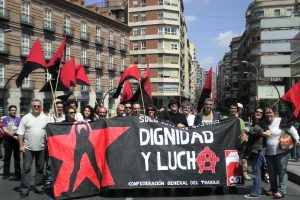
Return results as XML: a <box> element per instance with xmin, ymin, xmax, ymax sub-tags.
<box><xmin>113</xmin><ymin>65</ymin><xmax>140</xmax><ymax>98</ymax></box>
<box><xmin>197</xmin><ymin>66</ymin><xmax>213</xmax><ymax>112</ymax></box>
<box><xmin>46</xmin><ymin>36</ymin><xmax>66</xmax><ymax>76</ymax></box>
<box><xmin>40</xmin><ymin>57</ymin><xmax>76</xmax><ymax>92</ymax></box>
<box><xmin>120</xmin><ymin>80</ymin><xmax>133</xmax><ymax>104</ymax></box>
<box><xmin>16</xmin><ymin>38</ymin><xmax>47</xmax><ymax>87</ymax></box>
<box><xmin>129</xmin><ymin>60</ymin><xmax>152</xmax><ymax>106</ymax></box>
<box><xmin>75</xmin><ymin>65</ymin><xmax>91</xmax><ymax>86</ymax></box>
<box><xmin>281</xmin><ymin>80</ymin><xmax>300</xmax><ymax>117</ymax></box>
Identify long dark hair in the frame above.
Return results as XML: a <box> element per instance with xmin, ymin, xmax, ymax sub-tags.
<box><xmin>251</xmin><ymin>107</ymin><xmax>264</xmax><ymax>125</ymax></box>
<box><xmin>81</xmin><ymin>105</ymin><xmax>95</xmax><ymax>121</ymax></box>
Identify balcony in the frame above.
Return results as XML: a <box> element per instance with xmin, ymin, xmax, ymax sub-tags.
<box><xmin>95</xmin><ymin>61</ymin><xmax>104</xmax><ymax>70</ymax></box>
<box><xmin>80</xmin><ymin>58</ymin><xmax>90</xmax><ymax>68</ymax></box>
<box><xmin>63</xmin><ymin>27</ymin><xmax>74</xmax><ymax>37</ymax></box>
<box><xmin>43</xmin><ymin>21</ymin><xmax>56</xmax><ymax>33</ymax></box>
<box><xmin>96</xmin><ymin>85</ymin><xmax>104</xmax><ymax>93</ymax></box>
<box><xmin>0</xmin><ymin>8</ymin><xmax>10</xmax><ymax>20</ymax></box>
<box><xmin>0</xmin><ymin>43</ymin><xmax>10</xmax><ymax>55</ymax></box>
<box><xmin>120</xmin><ymin>44</ymin><xmax>127</xmax><ymax>52</ymax></box>
<box><xmin>81</xmin><ymin>86</ymin><xmax>90</xmax><ymax>93</ymax></box>
<box><xmin>95</xmin><ymin>36</ymin><xmax>104</xmax><ymax>46</ymax></box>
<box><xmin>20</xmin><ymin>14</ymin><xmax>35</xmax><ymax>27</ymax></box>
<box><xmin>21</xmin><ymin>80</ymin><xmax>35</xmax><ymax>90</ymax></box>
<box><xmin>108</xmin><ymin>40</ymin><xmax>115</xmax><ymax>49</ymax></box>
<box><xmin>44</xmin><ymin>51</ymin><xmax>52</xmax><ymax>61</ymax></box>
<box><xmin>20</xmin><ymin>47</ymin><xmax>29</xmax><ymax>57</ymax></box>
<box><xmin>80</xmin><ymin>32</ymin><xmax>90</xmax><ymax>42</ymax></box>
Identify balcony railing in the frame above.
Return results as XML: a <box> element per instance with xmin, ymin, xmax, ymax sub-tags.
<box><xmin>95</xmin><ymin>61</ymin><xmax>104</xmax><ymax>69</ymax></box>
<box><xmin>80</xmin><ymin>58</ymin><xmax>90</xmax><ymax>68</ymax></box>
<box><xmin>108</xmin><ymin>40</ymin><xmax>115</xmax><ymax>49</ymax></box>
<box><xmin>96</xmin><ymin>85</ymin><xmax>104</xmax><ymax>93</ymax></box>
<box><xmin>80</xmin><ymin>32</ymin><xmax>90</xmax><ymax>41</ymax></box>
<box><xmin>95</xmin><ymin>36</ymin><xmax>104</xmax><ymax>46</ymax></box>
<box><xmin>43</xmin><ymin>21</ymin><xmax>56</xmax><ymax>33</ymax></box>
<box><xmin>44</xmin><ymin>51</ymin><xmax>52</xmax><ymax>60</ymax></box>
<box><xmin>20</xmin><ymin>14</ymin><xmax>35</xmax><ymax>27</ymax></box>
<box><xmin>21</xmin><ymin>80</ymin><xmax>35</xmax><ymax>90</ymax></box>
<box><xmin>0</xmin><ymin>8</ymin><xmax>10</xmax><ymax>20</ymax></box>
<box><xmin>0</xmin><ymin>43</ymin><xmax>10</xmax><ymax>55</ymax></box>
<box><xmin>108</xmin><ymin>64</ymin><xmax>117</xmax><ymax>72</ymax></box>
<box><xmin>120</xmin><ymin>44</ymin><xmax>127</xmax><ymax>52</ymax></box>
<box><xmin>63</xmin><ymin>27</ymin><xmax>74</xmax><ymax>37</ymax></box>
<box><xmin>20</xmin><ymin>47</ymin><xmax>30</xmax><ymax>57</ymax></box>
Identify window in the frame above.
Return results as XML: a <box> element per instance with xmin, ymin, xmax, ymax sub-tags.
<box><xmin>44</xmin><ymin>72</ymin><xmax>52</xmax><ymax>83</ymax></box>
<box><xmin>141</xmin><ymin>27</ymin><xmax>146</xmax><ymax>36</ymax></box>
<box><xmin>96</xmin><ymin>27</ymin><xmax>101</xmax><ymax>38</ymax></box>
<box><xmin>0</xmin><ymin>28</ymin><xmax>3</xmax><ymax>51</ymax></box>
<box><xmin>109</xmin><ymin>54</ymin><xmax>113</xmax><ymax>69</ymax></box>
<box><xmin>64</xmin><ymin>44</ymin><xmax>71</xmax><ymax>61</ymax></box>
<box><xmin>64</xmin><ymin>15</ymin><xmax>71</xmax><ymax>33</ymax></box>
<box><xmin>133</xmin><ymin>28</ymin><xmax>138</xmax><ymax>36</ymax></box>
<box><xmin>0</xmin><ymin>63</ymin><xmax>4</xmax><ymax>85</ymax></box>
<box><xmin>81</xmin><ymin>47</ymin><xmax>87</xmax><ymax>64</ymax></box>
<box><xmin>96</xmin><ymin>51</ymin><xmax>101</xmax><ymax>62</ymax></box>
<box><xmin>121</xmin><ymin>58</ymin><xmax>125</xmax><ymax>72</ymax></box>
<box><xmin>252</xmin><ymin>35</ymin><xmax>260</xmax><ymax>42</ymax></box>
<box><xmin>158</xmin><ymin>0</ymin><xmax>163</xmax><ymax>5</ymax></box>
<box><xmin>170</xmin><ymin>27</ymin><xmax>177</xmax><ymax>35</ymax></box>
<box><xmin>121</xmin><ymin>35</ymin><xmax>125</xmax><ymax>50</ymax></box>
<box><xmin>287</xmin><ymin>8</ymin><xmax>293</xmax><ymax>16</ymax></box>
<box><xmin>171</xmin><ymin>43</ymin><xmax>178</xmax><ymax>50</ymax></box>
<box><xmin>81</xmin><ymin>22</ymin><xmax>87</xmax><ymax>38</ymax></box>
<box><xmin>96</xmin><ymin>75</ymin><xmax>102</xmax><ymax>91</ymax></box>
<box><xmin>133</xmin><ymin>14</ymin><xmax>138</xmax><ymax>21</ymax></box>
<box><xmin>133</xmin><ymin>42</ymin><xmax>138</xmax><ymax>50</ymax></box>
<box><xmin>133</xmin><ymin>0</ymin><xmax>138</xmax><ymax>7</ymax></box>
<box><xmin>158</xmin><ymin>27</ymin><xmax>163</xmax><ymax>34</ymax></box>
<box><xmin>44</xmin><ymin>39</ymin><xmax>51</xmax><ymax>59</ymax></box>
<box><xmin>141</xmin><ymin>41</ymin><xmax>146</xmax><ymax>50</ymax></box>
<box><xmin>254</xmin><ymin>10</ymin><xmax>264</xmax><ymax>18</ymax></box>
<box><xmin>21</xmin><ymin>1</ymin><xmax>30</xmax><ymax>22</ymax></box>
<box><xmin>44</xmin><ymin>9</ymin><xmax>52</xmax><ymax>28</ymax></box>
<box><xmin>109</xmin><ymin>31</ymin><xmax>113</xmax><ymax>46</ymax></box>
<box><xmin>22</xmin><ymin>34</ymin><xmax>30</xmax><ymax>55</ymax></box>
<box><xmin>133</xmin><ymin>55</ymin><xmax>138</xmax><ymax>64</ymax></box>
<box><xmin>109</xmin><ymin>77</ymin><xmax>114</xmax><ymax>90</ymax></box>
<box><xmin>141</xmin><ymin>13</ymin><xmax>146</xmax><ymax>21</ymax></box>
<box><xmin>274</xmin><ymin>9</ymin><xmax>280</xmax><ymax>17</ymax></box>
<box><xmin>158</xmin><ymin>11</ymin><xmax>163</xmax><ymax>19</ymax></box>
<box><xmin>141</xmin><ymin>0</ymin><xmax>146</xmax><ymax>7</ymax></box>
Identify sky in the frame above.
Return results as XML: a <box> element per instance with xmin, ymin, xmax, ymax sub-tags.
<box><xmin>86</xmin><ymin>0</ymin><xmax>253</xmax><ymax>71</ymax></box>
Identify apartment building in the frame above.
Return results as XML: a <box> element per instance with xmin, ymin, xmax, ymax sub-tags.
<box><xmin>0</xmin><ymin>0</ymin><xmax>131</xmax><ymax>114</ymax></box>
<box><xmin>128</xmin><ymin>0</ymin><xmax>189</xmax><ymax>106</ymax></box>
<box><xmin>217</xmin><ymin>0</ymin><xmax>300</xmax><ymax>113</ymax></box>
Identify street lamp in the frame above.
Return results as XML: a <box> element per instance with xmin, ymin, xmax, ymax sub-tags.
<box><xmin>242</xmin><ymin>60</ymin><xmax>259</xmax><ymax>109</ymax></box>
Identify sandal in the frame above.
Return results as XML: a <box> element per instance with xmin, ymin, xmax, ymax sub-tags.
<box><xmin>273</xmin><ymin>192</ymin><xmax>285</xmax><ymax>199</ymax></box>
<box><xmin>266</xmin><ymin>191</ymin><xmax>273</xmax><ymax>196</ymax></box>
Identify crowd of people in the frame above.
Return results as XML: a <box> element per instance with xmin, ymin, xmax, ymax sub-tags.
<box><xmin>0</xmin><ymin>97</ymin><xmax>299</xmax><ymax>199</ymax></box>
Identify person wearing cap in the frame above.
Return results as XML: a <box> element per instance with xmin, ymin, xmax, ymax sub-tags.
<box><xmin>159</xmin><ymin>99</ymin><xmax>188</xmax><ymax>128</ymax></box>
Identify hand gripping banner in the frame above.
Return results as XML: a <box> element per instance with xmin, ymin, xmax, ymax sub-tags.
<box><xmin>46</xmin><ymin>117</ymin><xmax>243</xmax><ymax>199</ymax></box>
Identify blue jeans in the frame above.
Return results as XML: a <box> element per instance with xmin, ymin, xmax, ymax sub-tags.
<box><xmin>250</xmin><ymin>150</ymin><xmax>265</xmax><ymax>196</ymax></box>
<box><xmin>266</xmin><ymin>151</ymin><xmax>290</xmax><ymax>195</ymax></box>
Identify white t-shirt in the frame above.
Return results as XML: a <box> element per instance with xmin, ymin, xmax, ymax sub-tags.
<box><xmin>17</xmin><ymin>113</ymin><xmax>48</xmax><ymax>151</ymax></box>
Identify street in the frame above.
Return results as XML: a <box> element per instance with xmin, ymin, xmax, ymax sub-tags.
<box><xmin>0</xmin><ymin>157</ymin><xmax>300</xmax><ymax>200</ymax></box>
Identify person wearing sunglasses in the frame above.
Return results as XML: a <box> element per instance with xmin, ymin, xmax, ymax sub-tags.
<box><xmin>244</xmin><ymin>108</ymin><xmax>271</xmax><ymax>199</ymax></box>
<box><xmin>17</xmin><ymin>99</ymin><xmax>49</xmax><ymax>198</ymax></box>
<box><xmin>124</xmin><ymin>102</ymin><xmax>132</xmax><ymax>116</ymax></box>
<box><xmin>146</xmin><ymin>104</ymin><xmax>157</xmax><ymax>120</ymax></box>
<box><xmin>63</xmin><ymin>106</ymin><xmax>78</xmax><ymax>122</ymax></box>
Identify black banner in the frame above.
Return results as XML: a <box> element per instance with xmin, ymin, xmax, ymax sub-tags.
<box><xmin>46</xmin><ymin>117</ymin><xmax>243</xmax><ymax>199</ymax></box>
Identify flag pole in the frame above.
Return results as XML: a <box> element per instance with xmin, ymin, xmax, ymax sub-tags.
<box><xmin>139</xmin><ymin>80</ymin><xmax>145</xmax><ymax>114</ymax></box>
<box><xmin>270</xmin><ymin>99</ymin><xmax>281</xmax><ymax>108</ymax></box>
<box><xmin>46</xmin><ymin>68</ymin><xmax>58</xmax><ymax>117</ymax></box>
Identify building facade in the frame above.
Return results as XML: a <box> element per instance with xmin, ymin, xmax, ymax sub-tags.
<box><xmin>128</xmin><ymin>0</ymin><xmax>190</xmax><ymax>107</ymax></box>
<box><xmin>0</xmin><ymin>0</ymin><xmax>131</xmax><ymax>115</ymax></box>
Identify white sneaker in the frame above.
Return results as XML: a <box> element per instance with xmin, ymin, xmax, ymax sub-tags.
<box><xmin>244</xmin><ymin>194</ymin><xmax>261</xmax><ymax>199</ymax></box>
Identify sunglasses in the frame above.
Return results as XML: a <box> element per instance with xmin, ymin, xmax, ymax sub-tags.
<box><xmin>125</xmin><ymin>107</ymin><xmax>131</xmax><ymax>109</ymax></box>
<box><xmin>255</xmin><ymin>111</ymin><xmax>263</xmax><ymax>114</ymax></box>
<box><xmin>33</xmin><ymin>105</ymin><xmax>41</xmax><ymax>108</ymax></box>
